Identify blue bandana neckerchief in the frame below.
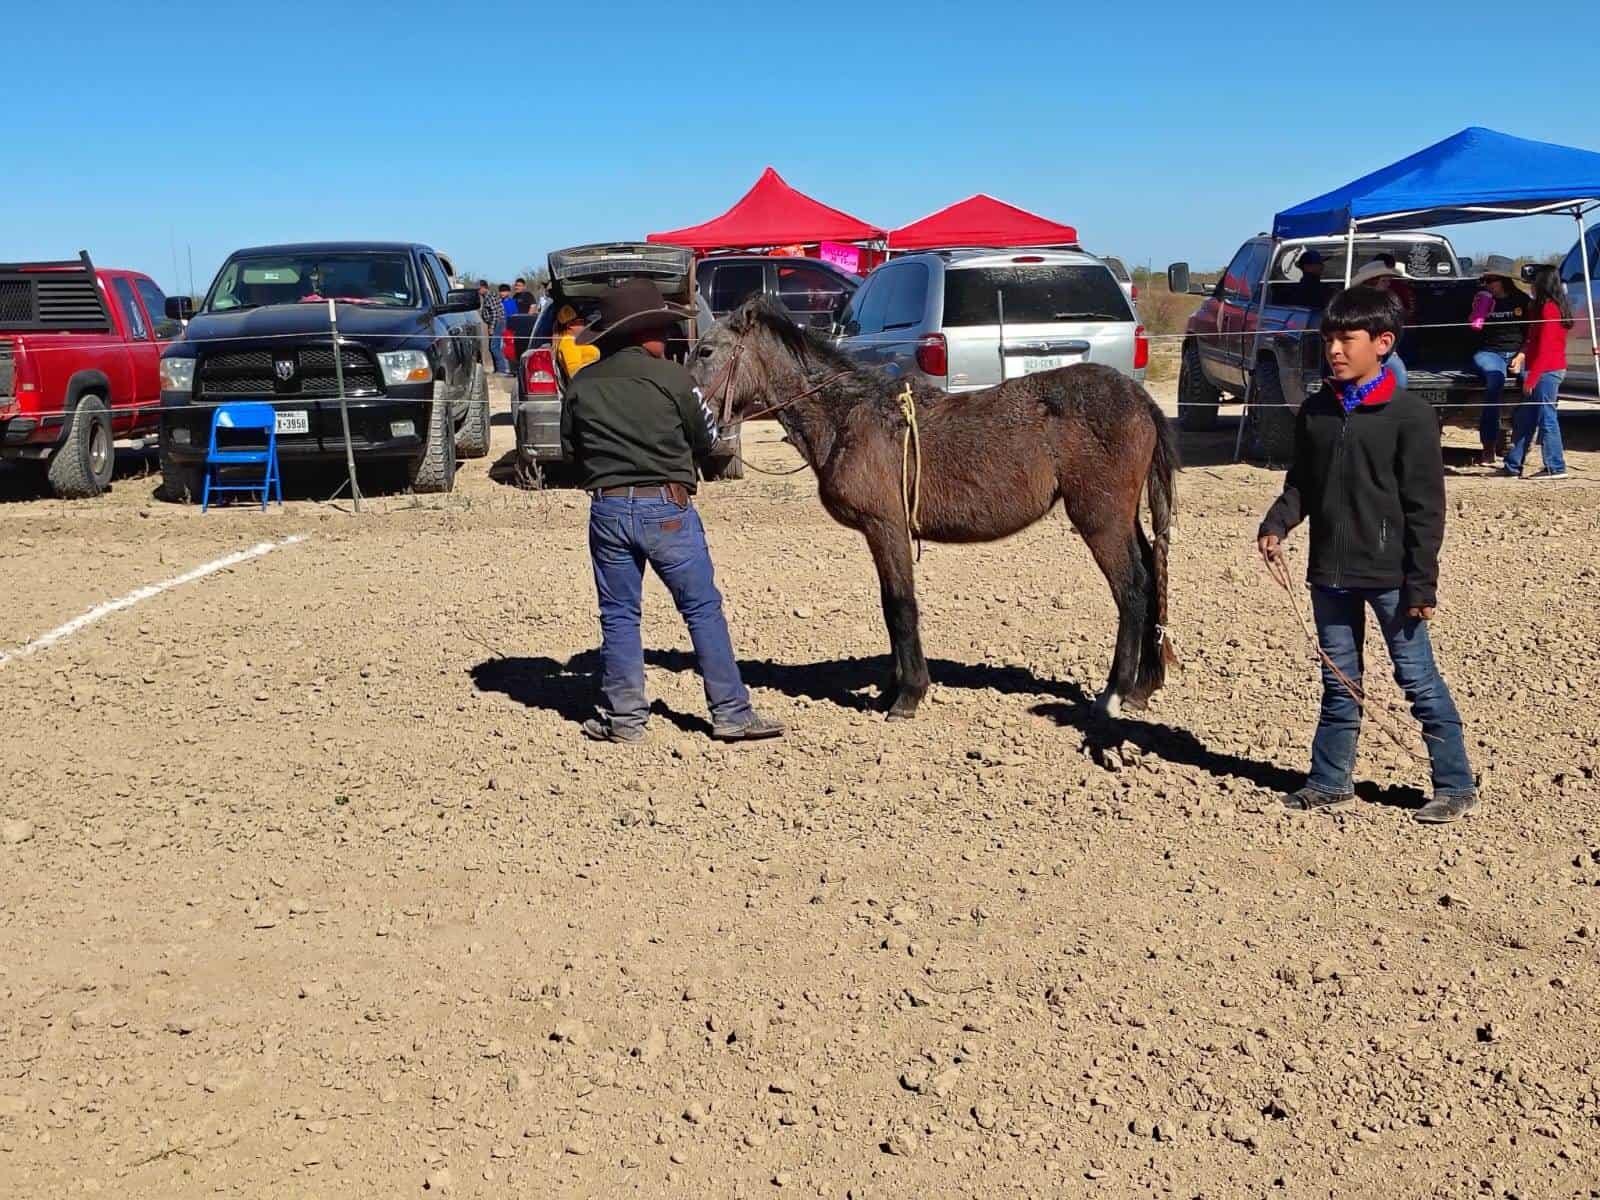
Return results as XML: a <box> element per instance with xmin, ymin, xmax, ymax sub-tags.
<box><xmin>1338</xmin><ymin>365</ymin><xmax>1392</xmax><ymax>414</ymax></box>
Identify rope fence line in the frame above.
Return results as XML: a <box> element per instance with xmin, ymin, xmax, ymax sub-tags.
<box><xmin>3</xmin><ymin>311</ymin><xmax>1599</xmax><ymax>357</ymax></box>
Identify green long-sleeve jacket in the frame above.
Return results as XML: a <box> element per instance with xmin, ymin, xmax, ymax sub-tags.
<box><xmin>559</xmin><ymin>347</ymin><xmax>719</xmax><ymax>493</ymax></box>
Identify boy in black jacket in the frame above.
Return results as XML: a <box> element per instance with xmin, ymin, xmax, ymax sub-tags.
<box><xmin>1257</xmin><ymin>287</ymin><xmax>1477</xmax><ymax>823</ymax></box>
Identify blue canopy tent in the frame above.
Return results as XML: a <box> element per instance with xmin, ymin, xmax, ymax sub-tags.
<box><xmin>1272</xmin><ymin>124</ymin><xmax>1600</xmax><ymax>385</ymax></box>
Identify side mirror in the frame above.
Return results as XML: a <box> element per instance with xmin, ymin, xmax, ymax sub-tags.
<box><xmin>166</xmin><ymin>295</ymin><xmax>195</xmax><ymax>321</ymax></box>
<box><xmin>443</xmin><ymin>287</ymin><xmax>481</xmax><ymax>314</ymax></box>
<box><xmin>1167</xmin><ymin>262</ymin><xmax>1190</xmax><ymax>296</ymax></box>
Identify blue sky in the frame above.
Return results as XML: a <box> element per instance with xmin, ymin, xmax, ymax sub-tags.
<box><xmin>9</xmin><ymin>0</ymin><xmax>1598</xmax><ymax>291</ymax></box>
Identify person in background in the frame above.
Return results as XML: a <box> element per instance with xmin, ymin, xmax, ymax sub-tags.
<box><xmin>537</xmin><ymin>283</ymin><xmax>552</xmax><ymax>312</ymax></box>
<box><xmin>1351</xmin><ymin>260</ymin><xmax>1413</xmax><ymax>390</ymax></box>
<box><xmin>1258</xmin><ymin>286</ymin><xmax>1477</xmax><ymax>825</ymax></box>
<box><xmin>554</xmin><ymin>304</ymin><xmax>600</xmax><ymax>379</ymax></box>
<box><xmin>1468</xmin><ymin>260</ymin><xmax>1528</xmax><ymax>468</ymax></box>
<box><xmin>512</xmin><ymin>278</ymin><xmax>534</xmax><ymax>309</ymax></box>
<box><xmin>1504</xmin><ymin>265</ymin><xmax>1570</xmax><ymax>480</ymax></box>
<box><xmin>499</xmin><ymin>283</ymin><xmax>517</xmax><ymax>322</ymax></box>
<box><xmin>1286</xmin><ymin>249</ymin><xmax>1328</xmax><ymax>309</ymax></box>
<box><xmin>506</xmin><ymin>293</ymin><xmax>540</xmax><ymax>366</ymax></box>
<box><xmin>478</xmin><ymin>279</ymin><xmax>509</xmax><ymax>377</ymax></box>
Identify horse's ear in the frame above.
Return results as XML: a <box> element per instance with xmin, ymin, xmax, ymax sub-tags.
<box><xmin>727</xmin><ymin>297</ymin><xmax>765</xmax><ymax>335</ymax></box>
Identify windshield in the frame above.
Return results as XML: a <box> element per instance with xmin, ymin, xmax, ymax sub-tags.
<box><xmin>942</xmin><ymin>265</ymin><xmax>1133</xmax><ymax>326</ymax></box>
<box><xmin>205</xmin><ymin>252</ymin><xmax>419</xmax><ymax>311</ymax></box>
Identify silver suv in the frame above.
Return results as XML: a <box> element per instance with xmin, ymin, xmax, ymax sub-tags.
<box><xmin>834</xmin><ymin>248</ymin><xmax>1147</xmax><ymax>391</ymax></box>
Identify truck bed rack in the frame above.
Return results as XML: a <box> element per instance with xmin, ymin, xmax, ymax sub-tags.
<box><xmin>0</xmin><ymin>251</ymin><xmax>111</xmax><ymax>332</ymax></box>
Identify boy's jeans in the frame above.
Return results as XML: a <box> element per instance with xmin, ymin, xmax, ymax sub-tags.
<box><xmin>1472</xmin><ymin>350</ymin><xmax>1508</xmax><ymax>449</ymax></box>
<box><xmin>489</xmin><ymin>335</ymin><xmax>510</xmax><ymax>375</ymax></box>
<box><xmin>1505</xmin><ymin>369</ymin><xmax>1566</xmax><ymax>476</ymax></box>
<box><xmin>1307</xmin><ymin>586</ymin><xmax>1475</xmax><ymax>798</ymax></box>
<box><xmin>588</xmin><ymin>495</ymin><xmax>754</xmax><ymax>733</ymax></box>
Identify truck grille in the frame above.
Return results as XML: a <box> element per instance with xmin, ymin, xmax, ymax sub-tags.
<box><xmin>197</xmin><ymin>345</ymin><xmax>383</xmax><ymax>398</ymax></box>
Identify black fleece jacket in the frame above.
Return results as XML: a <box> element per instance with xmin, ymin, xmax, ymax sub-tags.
<box><xmin>1258</xmin><ymin>377</ymin><xmax>1446</xmax><ymax>609</ymax></box>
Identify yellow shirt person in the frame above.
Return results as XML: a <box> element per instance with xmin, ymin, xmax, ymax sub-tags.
<box><xmin>554</xmin><ymin>305</ymin><xmax>600</xmax><ymax>379</ymax></box>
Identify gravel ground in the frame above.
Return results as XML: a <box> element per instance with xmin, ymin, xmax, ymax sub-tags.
<box><xmin>1</xmin><ymin>377</ymin><xmax>1598</xmax><ymax>1198</ymax></box>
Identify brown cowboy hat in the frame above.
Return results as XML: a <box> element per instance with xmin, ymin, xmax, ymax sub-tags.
<box><xmin>575</xmin><ymin>278</ymin><xmax>691</xmax><ymax>347</ymax></box>
<box><xmin>1477</xmin><ymin>255</ymin><xmax>1522</xmax><ymax>288</ymax></box>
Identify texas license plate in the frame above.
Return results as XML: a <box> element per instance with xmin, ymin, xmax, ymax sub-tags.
<box><xmin>1413</xmin><ymin>389</ymin><xmax>1448</xmax><ymax>407</ymax></box>
<box><xmin>1006</xmin><ymin>355</ymin><xmax>1069</xmax><ymax>379</ymax></box>
<box><xmin>276</xmin><ymin>411</ymin><xmax>310</xmax><ymax>435</ymax></box>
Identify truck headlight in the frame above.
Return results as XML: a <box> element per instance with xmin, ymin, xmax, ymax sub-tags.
<box><xmin>376</xmin><ymin>350</ymin><xmax>433</xmax><ymax>386</ymax></box>
<box><xmin>160</xmin><ymin>358</ymin><xmax>196</xmax><ymax>393</ymax></box>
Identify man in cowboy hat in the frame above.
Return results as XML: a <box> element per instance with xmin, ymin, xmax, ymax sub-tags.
<box><xmin>1284</xmin><ymin>248</ymin><xmax>1330</xmax><ymax>310</ymax></box>
<box><xmin>559</xmin><ymin>278</ymin><xmax>783</xmax><ymax>744</ymax></box>
<box><xmin>1468</xmin><ymin>256</ymin><xmax>1528</xmax><ymax>468</ymax></box>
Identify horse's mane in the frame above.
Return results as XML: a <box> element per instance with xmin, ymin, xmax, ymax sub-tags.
<box><xmin>733</xmin><ymin>296</ymin><xmax>858</xmax><ymax>376</ymax></box>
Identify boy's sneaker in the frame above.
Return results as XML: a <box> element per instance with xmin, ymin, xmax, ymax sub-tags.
<box><xmin>1496</xmin><ymin>466</ymin><xmax>1520</xmax><ymax>479</ymax></box>
<box><xmin>581</xmin><ymin>717</ymin><xmax>645</xmax><ymax>744</ymax></box>
<box><xmin>1525</xmin><ymin>469</ymin><xmax>1568</xmax><ymax>482</ymax></box>
<box><xmin>711</xmin><ymin>711</ymin><xmax>786</xmax><ymax>742</ymax></box>
<box><xmin>1282</xmin><ymin>787</ymin><xmax>1353</xmax><ymax>813</ymax></box>
<box><xmin>1413</xmin><ymin>792</ymin><xmax>1478</xmax><ymax>824</ymax></box>
<box><xmin>1475</xmin><ymin>449</ymin><xmax>1499</xmax><ymax>468</ymax></box>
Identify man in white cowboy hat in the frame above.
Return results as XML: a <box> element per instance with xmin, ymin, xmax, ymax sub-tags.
<box><xmin>1351</xmin><ymin>258</ymin><xmax>1414</xmax><ymax>390</ymax></box>
<box><xmin>559</xmin><ymin>278</ymin><xmax>784</xmax><ymax>744</ymax></box>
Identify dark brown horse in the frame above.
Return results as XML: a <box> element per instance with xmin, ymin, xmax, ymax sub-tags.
<box><xmin>692</xmin><ymin>298</ymin><xmax>1177</xmax><ymax>720</ymax></box>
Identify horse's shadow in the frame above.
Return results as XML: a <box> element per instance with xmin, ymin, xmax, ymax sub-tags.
<box><xmin>468</xmin><ymin>650</ymin><xmax>1423</xmax><ymax>811</ymax></box>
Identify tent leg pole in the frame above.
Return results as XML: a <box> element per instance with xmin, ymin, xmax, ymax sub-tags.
<box><xmin>1579</xmin><ymin>209</ymin><xmax>1600</xmax><ymax>396</ymax></box>
<box><xmin>1344</xmin><ymin>220</ymin><xmax>1356</xmax><ymax>287</ymax></box>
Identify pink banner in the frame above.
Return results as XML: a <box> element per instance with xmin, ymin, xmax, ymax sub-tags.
<box><xmin>819</xmin><ymin>241</ymin><xmax>862</xmax><ymax>274</ymax></box>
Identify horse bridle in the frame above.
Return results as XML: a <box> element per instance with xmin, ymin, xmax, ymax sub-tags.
<box><xmin>702</xmin><ymin>331</ymin><xmax>852</xmax><ymax>427</ymax></box>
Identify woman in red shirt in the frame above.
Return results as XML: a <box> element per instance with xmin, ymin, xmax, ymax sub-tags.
<box><xmin>1505</xmin><ymin>266</ymin><xmax>1571</xmax><ymax>480</ymax></box>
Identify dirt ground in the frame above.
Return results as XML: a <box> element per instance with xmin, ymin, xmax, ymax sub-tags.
<box><xmin>2</xmin><ymin>376</ymin><xmax>1598</xmax><ymax>1199</ymax></box>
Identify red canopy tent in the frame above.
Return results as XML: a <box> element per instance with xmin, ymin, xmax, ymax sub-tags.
<box><xmin>888</xmin><ymin>193</ymin><xmax>1078</xmax><ymax>252</ymax></box>
<box><xmin>647</xmin><ymin>167</ymin><xmax>885</xmax><ymax>251</ymax></box>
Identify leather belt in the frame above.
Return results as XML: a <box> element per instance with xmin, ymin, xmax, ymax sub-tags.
<box><xmin>591</xmin><ymin>482</ymin><xmax>690</xmax><ymax>507</ymax></box>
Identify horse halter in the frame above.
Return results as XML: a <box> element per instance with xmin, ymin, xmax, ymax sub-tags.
<box><xmin>702</xmin><ymin>330</ymin><xmax>851</xmax><ymax>427</ymax></box>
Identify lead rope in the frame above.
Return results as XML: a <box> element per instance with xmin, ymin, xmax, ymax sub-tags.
<box><xmin>1263</xmin><ymin>546</ymin><xmax>1432</xmax><ymax>763</ymax></box>
<box><xmin>899</xmin><ymin>383</ymin><xmax>924</xmax><ymax>563</ymax></box>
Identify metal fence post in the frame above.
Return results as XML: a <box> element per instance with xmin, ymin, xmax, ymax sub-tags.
<box><xmin>328</xmin><ymin>299</ymin><xmax>362</xmax><ymax>512</ymax></box>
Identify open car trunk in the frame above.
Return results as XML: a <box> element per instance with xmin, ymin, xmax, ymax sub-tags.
<box><xmin>541</xmin><ymin>243</ymin><xmax>742</xmax><ymax>481</ymax></box>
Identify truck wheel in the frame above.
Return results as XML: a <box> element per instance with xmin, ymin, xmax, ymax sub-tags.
<box><xmin>157</xmin><ymin>435</ymin><xmax>206</xmax><ymax>503</ymax></box>
<box><xmin>1177</xmin><ymin>342</ymin><xmax>1221</xmax><ymax>431</ymax></box>
<box><xmin>1248</xmin><ymin>359</ymin><xmax>1297</xmax><ymax>464</ymax></box>
<box><xmin>46</xmin><ymin>394</ymin><xmax>115</xmax><ymax>499</ymax></box>
<box><xmin>455</xmin><ymin>364</ymin><xmax>491</xmax><ymax>459</ymax></box>
<box><xmin>409</xmin><ymin>400</ymin><xmax>457</xmax><ymax>493</ymax></box>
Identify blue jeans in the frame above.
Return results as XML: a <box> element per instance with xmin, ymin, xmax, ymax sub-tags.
<box><xmin>1307</xmin><ymin>586</ymin><xmax>1475</xmax><ymax>798</ymax></box>
<box><xmin>588</xmin><ymin>495</ymin><xmax>753</xmax><ymax>732</ymax></box>
<box><xmin>1472</xmin><ymin>349</ymin><xmax>1508</xmax><ymax>449</ymax></box>
<box><xmin>1505</xmin><ymin>369</ymin><xmax>1566</xmax><ymax>476</ymax></box>
<box><xmin>1384</xmin><ymin>353</ymin><xmax>1408</xmax><ymax>392</ymax></box>
<box><xmin>490</xmin><ymin>334</ymin><xmax>509</xmax><ymax>375</ymax></box>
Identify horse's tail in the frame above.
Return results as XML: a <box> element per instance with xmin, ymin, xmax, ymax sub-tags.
<box><xmin>1133</xmin><ymin>402</ymin><xmax>1179</xmax><ymax>703</ymax></box>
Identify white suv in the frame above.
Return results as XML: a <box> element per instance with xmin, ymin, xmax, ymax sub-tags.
<box><xmin>834</xmin><ymin>249</ymin><xmax>1147</xmax><ymax>392</ymax></box>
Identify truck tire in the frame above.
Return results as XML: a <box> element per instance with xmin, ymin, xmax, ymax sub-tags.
<box><xmin>157</xmin><ymin>434</ymin><xmax>206</xmax><ymax>503</ymax></box>
<box><xmin>409</xmin><ymin>400</ymin><xmax>457</xmax><ymax>493</ymax></box>
<box><xmin>46</xmin><ymin>394</ymin><xmax>115</xmax><ymax>499</ymax></box>
<box><xmin>1177</xmin><ymin>342</ymin><xmax>1221</xmax><ymax>431</ymax></box>
<box><xmin>455</xmin><ymin>364</ymin><xmax>491</xmax><ymax>459</ymax></box>
<box><xmin>1248</xmin><ymin>358</ymin><xmax>1297</xmax><ymax>464</ymax></box>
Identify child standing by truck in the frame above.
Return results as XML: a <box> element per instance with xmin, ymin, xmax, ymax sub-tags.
<box><xmin>1505</xmin><ymin>265</ymin><xmax>1570</xmax><ymax>480</ymax></box>
<box><xmin>1257</xmin><ymin>286</ymin><xmax>1478</xmax><ymax>824</ymax></box>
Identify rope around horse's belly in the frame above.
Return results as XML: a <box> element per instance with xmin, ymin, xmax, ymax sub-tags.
<box><xmin>899</xmin><ymin>384</ymin><xmax>924</xmax><ymax>563</ymax></box>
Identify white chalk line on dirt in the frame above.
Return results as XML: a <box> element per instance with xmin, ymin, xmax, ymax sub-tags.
<box><xmin>0</xmin><ymin>534</ymin><xmax>309</xmax><ymax>668</ymax></box>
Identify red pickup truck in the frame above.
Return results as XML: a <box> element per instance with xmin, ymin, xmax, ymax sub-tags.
<box><xmin>0</xmin><ymin>252</ymin><xmax>181</xmax><ymax>497</ymax></box>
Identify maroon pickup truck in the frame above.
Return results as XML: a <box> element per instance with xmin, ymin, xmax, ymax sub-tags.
<box><xmin>0</xmin><ymin>252</ymin><xmax>181</xmax><ymax>497</ymax></box>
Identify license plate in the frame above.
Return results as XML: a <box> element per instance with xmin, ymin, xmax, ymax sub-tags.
<box><xmin>276</xmin><ymin>411</ymin><xmax>309</xmax><ymax>434</ymax></box>
<box><xmin>1413</xmin><ymin>389</ymin><xmax>1448</xmax><ymax>406</ymax></box>
<box><xmin>1005</xmin><ymin>355</ymin><xmax>1071</xmax><ymax>380</ymax></box>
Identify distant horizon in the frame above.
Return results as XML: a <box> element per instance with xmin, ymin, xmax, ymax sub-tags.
<box><xmin>9</xmin><ymin>0</ymin><xmax>1597</xmax><ymax>294</ymax></box>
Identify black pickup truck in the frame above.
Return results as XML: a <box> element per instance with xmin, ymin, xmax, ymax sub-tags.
<box><xmin>1168</xmin><ymin>232</ymin><xmax>1511</xmax><ymax>459</ymax></box>
<box><xmin>157</xmin><ymin>241</ymin><xmax>491</xmax><ymax>498</ymax></box>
